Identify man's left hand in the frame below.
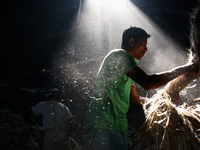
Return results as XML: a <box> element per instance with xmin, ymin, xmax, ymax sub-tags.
<box><xmin>167</xmin><ymin>91</ymin><xmax>180</xmax><ymax>104</ymax></box>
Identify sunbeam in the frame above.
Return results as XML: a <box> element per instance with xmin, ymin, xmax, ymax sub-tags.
<box><xmin>59</xmin><ymin>0</ymin><xmax>188</xmax><ymax>84</ymax></box>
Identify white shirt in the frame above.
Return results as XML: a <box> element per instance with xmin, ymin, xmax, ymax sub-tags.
<box><xmin>31</xmin><ymin>100</ymin><xmax>72</xmax><ymax>130</ymax></box>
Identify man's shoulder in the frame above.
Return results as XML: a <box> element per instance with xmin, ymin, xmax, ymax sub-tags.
<box><xmin>36</xmin><ymin>100</ymin><xmax>58</xmax><ymax>106</ymax></box>
<box><xmin>105</xmin><ymin>49</ymin><xmax>128</xmax><ymax>58</ymax></box>
<box><xmin>56</xmin><ymin>101</ymin><xmax>70</xmax><ymax>109</ymax></box>
<box><xmin>109</xmin><ymin>49</ymin><xmax>125</xmax><ymax>54</ymax></box>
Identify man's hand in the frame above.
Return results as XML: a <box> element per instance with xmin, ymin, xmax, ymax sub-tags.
<box><xmin>167</xmin><ymin>91</ymin><xmax>180</xmax><ymax>104</ymax></box>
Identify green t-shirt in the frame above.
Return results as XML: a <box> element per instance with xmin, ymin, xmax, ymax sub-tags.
<box><xmin>85</xmin><ymin>49</ymin><xmax>138</xmax><ymax>131</ymax></box>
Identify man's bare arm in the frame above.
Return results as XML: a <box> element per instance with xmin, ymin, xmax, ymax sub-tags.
<box><xmin>130</xmin><ymin>83</ymin><xmax>180</xmax><ymax>105</ymax></box>
<box><xmin>67</xmin><ymin>118</ymin><xmax>74</xmax><ymax>136</ymax></box>
<box><xmin>127</xmin><ymin>63</ymin><xmax>197</xmax><ymax>91</ymax></box>
<box><xmin>130</xmin><ymin>86</ymin><xmax>149</xmax><ymax>106</ymax></box>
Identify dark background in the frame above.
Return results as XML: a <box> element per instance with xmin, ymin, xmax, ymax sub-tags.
<box><xmin>0</xmin><ymin>0</ymin><xmax>199</xmax><ymax>148</ymax></box>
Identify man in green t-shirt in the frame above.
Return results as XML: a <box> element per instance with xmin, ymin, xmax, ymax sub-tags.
<box><xmin>85</xmin><ymin>27</ymin><xmax>197</xmax><ymax>150</ymax></box>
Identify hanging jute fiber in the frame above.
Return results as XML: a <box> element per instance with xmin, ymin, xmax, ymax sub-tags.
<box><xmin>131</xmin><ymin>1</ymin><xmax>200</xmax><ymax>150</ymax></box>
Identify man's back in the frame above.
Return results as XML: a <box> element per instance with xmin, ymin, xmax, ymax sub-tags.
<box><xmin>31</xmin><ymin>100</ymin><xmax>72</xmax><ymax>130</ymax></box>
<box><xmin>32</xmin><ymin>100</ymin><xmax>73</xmax><ymax>150</ymax></box>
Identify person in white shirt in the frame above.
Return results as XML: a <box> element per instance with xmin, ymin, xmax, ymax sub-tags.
<box><xmin>31</xmin><ymin>88</ymin><xmax>74</xmax><ymax>150</ymax></box>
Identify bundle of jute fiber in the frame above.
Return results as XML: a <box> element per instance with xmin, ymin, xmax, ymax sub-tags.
<box><xmin>131</xmin><ymin>90</ymin><xmax>200</xmax><ymax>150</ymax></box>
<box><xmin>131</xmin><ymin>1</ymin><xmax>200</xmax><ymax>150</ymax></box>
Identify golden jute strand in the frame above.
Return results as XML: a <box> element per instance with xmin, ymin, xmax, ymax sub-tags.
<box><xmin>130</xmin><ymin>3</ymin><xmax>200</xmax><ymax>149</ymax></box>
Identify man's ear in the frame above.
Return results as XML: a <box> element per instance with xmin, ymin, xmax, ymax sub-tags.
<box><xmin>129</xmin><ymin>38</ymin><xmax>135</xmax><ymax>47</ymax></box>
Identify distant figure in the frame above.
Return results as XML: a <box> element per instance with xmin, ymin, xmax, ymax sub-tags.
<box><xmin>31</xmin><ymin>88</ymin><xmax>74</xmax><ymax>150</ymax></box>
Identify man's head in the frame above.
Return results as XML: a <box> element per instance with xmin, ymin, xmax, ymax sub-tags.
<box><xmin>121</xmin><ymin>26</ymin><xmax>151</xmax><ymax>60</ymax></box>
<box><xmin>48</xmin><ymin>88</ymin><xmax>63</xmax><ymax>101</ymax></box>
<box><xmin>121</xmin><ymin>26</ymin><xmax>150</xmax><ymax>50</ymax></box>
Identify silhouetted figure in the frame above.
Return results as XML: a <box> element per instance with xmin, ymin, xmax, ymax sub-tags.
<box><xmin>31</xmin><ymin>88</ymin><xmax>74</xmax><ymax>150</ymax></box>
<box><xmin>85</xmin><ymin>26</ymin><xmax>197</xmax><ymax>150</ymax></box>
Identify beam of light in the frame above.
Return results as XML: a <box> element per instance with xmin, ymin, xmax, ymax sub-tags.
<box><xmin>92</xmin><ymin>0</ymin><xmax>128</xmax><ymax>10</ymax></box>
<box><xmin>69</xmin><ymin>0</ymin><xmax>187</xmax><ymax>69</ymax></box>
<box><xmin>55</xmin><ymin>0</ymin><xmax>190</xmax><ymax>94</ymax></box>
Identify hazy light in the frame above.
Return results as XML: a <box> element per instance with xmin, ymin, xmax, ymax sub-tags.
<box><xmin>58</xmin><ymin>0</ymin><xmax>188</xmax><ymax>90</ymax></box>
<box><xmin>92</xmin><ymin>0</ymin><xmax>127</xmax><ymax>10</ymax></box>
<box><xmin>80</xmin><ymin>0</ymin><xmax>187</xmax><ymax>71</ymax></box>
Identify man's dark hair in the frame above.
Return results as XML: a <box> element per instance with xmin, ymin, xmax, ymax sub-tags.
<box><xmin>121</xmin><ymin>26</ymin><xmax>151</xmax><ymax>50</ymax></box>
<box><xmin>48</xmin><ymin>88</ymin><xmax>63</xmax><ymax>101</ymax></box>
